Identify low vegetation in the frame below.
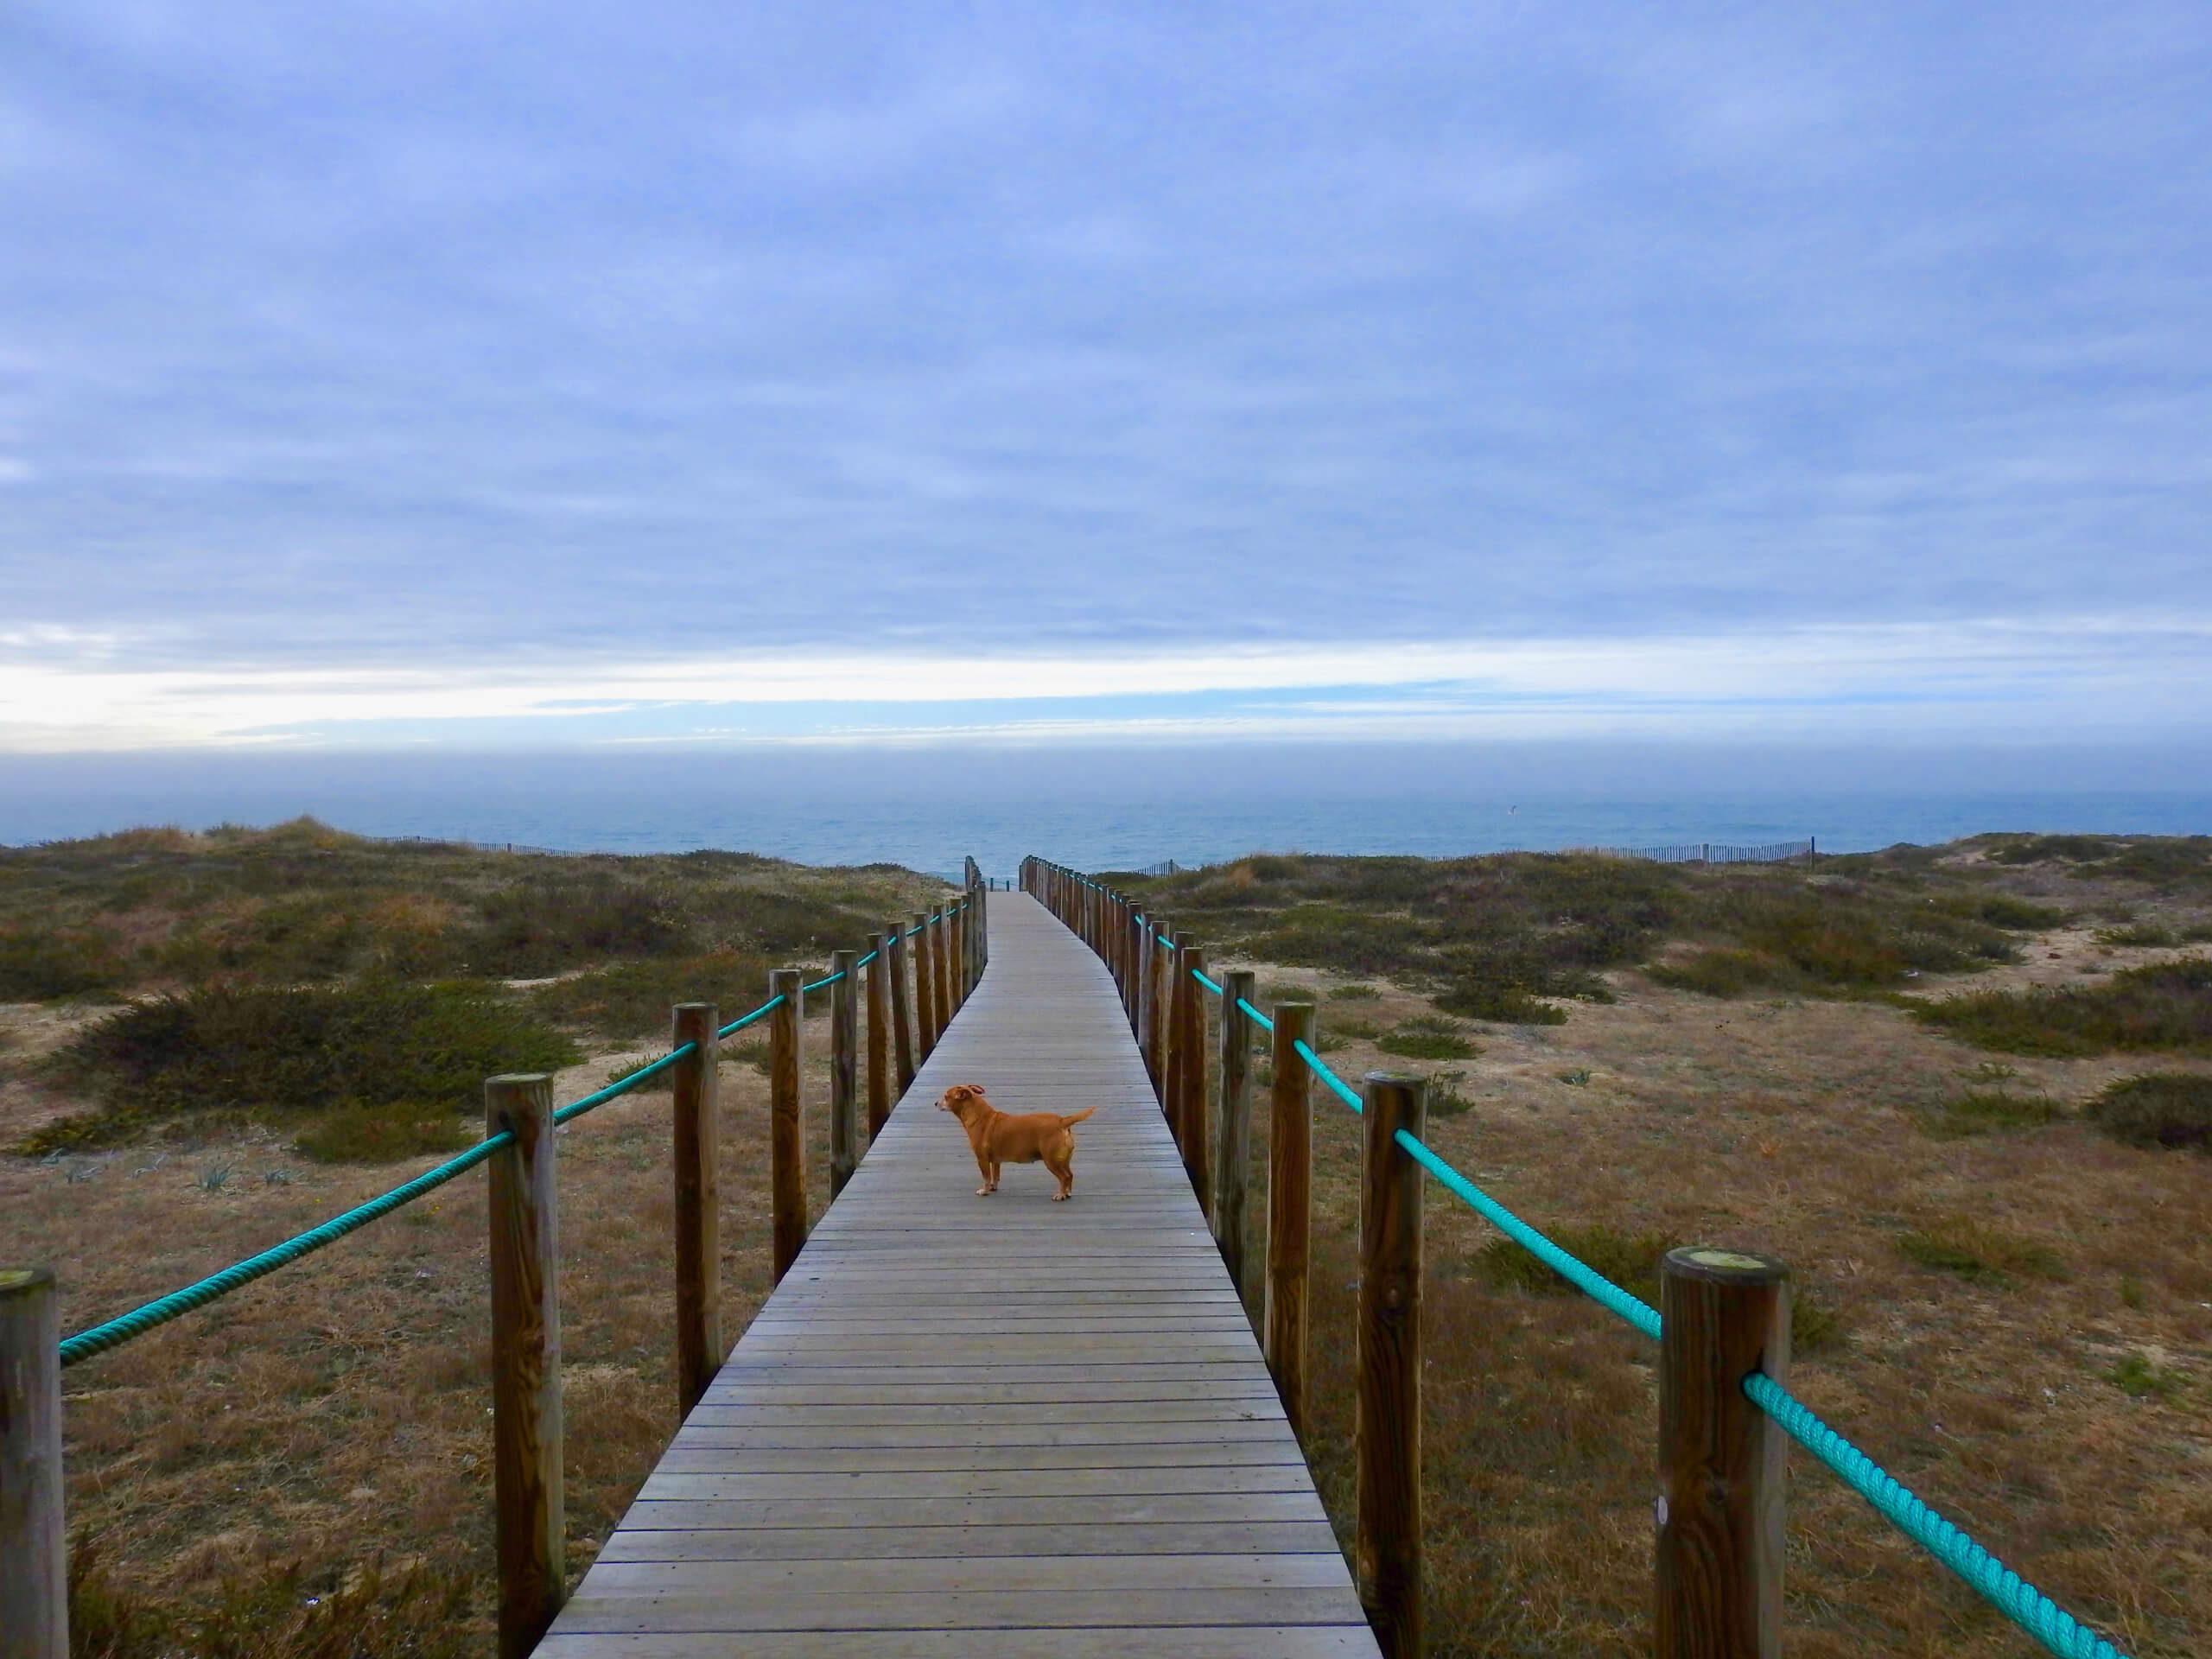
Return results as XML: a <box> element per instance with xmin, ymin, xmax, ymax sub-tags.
<box><xmin>21</xmin><ymin>983</ymin><xmax>580</xmax><ymax>1154</ymax></box>
<box><xmin>0</xmin><ymin>819</ymin><xmax>930</xmax><ymax>1002</ymax></box>
<box><xmin>1913</xmin><ymin>957</ymin><xmax>2212</xmax><ymax>1056</ymax></box>
<box><xmin>1895</xmin><ymin>1217</ymin><xmax>2069</xmax><ymax>1287</ymax></box>
<box><xmin>1376</xmin><ymin>1014</ymin><xmax>1480</xmax><ymax>1060</ymax></box>
<box><xmin>2085</xmin><ymin>1072</ymin><xmax>2212</xmax><ymax>1153</ymax></box>
<box><xmin>12</xmin><ymin>828</ymin><xmax>2212</xmax><ymax>1656</ymax></box>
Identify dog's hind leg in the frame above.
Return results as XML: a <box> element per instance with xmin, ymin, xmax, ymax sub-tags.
<box><xmin>1045</xmin><ymin>1154</ymin><xmax>1073</xmax><ymax>1200</ymax></box>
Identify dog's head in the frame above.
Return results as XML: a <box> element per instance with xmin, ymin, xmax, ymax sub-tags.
<box><xmin>937</xmin><ymin>1083</ymin><xmax>989</xmax><ymax>1122</ymax></box>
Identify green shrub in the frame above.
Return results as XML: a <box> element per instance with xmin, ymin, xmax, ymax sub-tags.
<box><xmin>1934</xmin><ymin>893</ymin><xmax>2067</xmax><ymax>930</ymax></box>
<box><xmin>1475</xmin><ymin>1224</ymin><xmax>1677</xmax><ymax>1298</ymax></box>
<box><xmin>294</xmin><ymin>1106</ymin><xmax>478</xmax><ymax>1164</ymax></box>
<box><xmin>1428</xmin><ymin>1072</ymin><xmax>1473</xmax><ymax>1116</ymax></box>
<box><xmin>1987</xmin><ymin>835</ymin><xmax>2115</xmax><ymax>866</ymax></box>
<box><xmin>2083</xmin><ymin>1072</ymin><xmax>2212</xmax><ymax>1153</ymax></box>
<box><xmin>1327</xmin><ymin>1017</ymin><xmax>1382</xmax><ymax>1040</ymax></box>
<box><xmin>1914</xmin><ymin>957</ymin><xmax>2212</xmax><ymax>1056</ymax></box>
<box><xmin>530</xmin><ymin>950</ymin><xmax>773</xmax><ymax>1039</ymax></box>
<box><xmin>1378</xmin><ymin>1016</ymin><xmax>1479</xmax><ymax>1060</ymax></box>
<box><xmin>471</xmin><ymin>875</ymin><xmax>688</xmax><ymax>976</ymax></box>
<box><xmin>1895</xmin><ymin>1219</ymin><xmax>2068</xmax><ymax>1286</ymax></box>
<box><xmin>2107</xmin><ymin>1353</ymin><xmax>2186</xmax><ymax>1400</ymax></box>
<box><xmin>0</xmin><ymin>927</ymin><xmax>130</xmax><ymax>1000</ymax></box>
<box><xmin>1652</xmin><ymin>885</ymin><xmax>2018</xmax><ymax>999</ymax></box>
<box><xmin>22</xmin><ymin>982</ymin><xmax>576</xmax><ymax>1151</ymax></box>
<box><xmin>1330</xmin><ymin>982</ymin><xmax>1381</xmax><ymax>1000</ymax></box>
<box><xmin>1921</xmin><ymin>1090</ymin><xmax>2066</xmax><ymax>1139</ymax></box>
<box><xmin>1791</xmin><ymin>1292</ymin><xmax>1848</xmax><ymax>1354</ymax></box>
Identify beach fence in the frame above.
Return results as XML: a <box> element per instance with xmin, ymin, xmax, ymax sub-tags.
<box><xmin>1579</xmin><ymin>836</ymin><xmax>1816</xmax><ymax>866</ymax></box>
<box><xmin>1023</xmin><ymin>855</ymin><xmax>2133</xmax><ymax>1659</ymax></box>
<box><xmin>0</xmin><ymin>864</ymin><xmax>991</xmax><ymax>1659</ymax></box>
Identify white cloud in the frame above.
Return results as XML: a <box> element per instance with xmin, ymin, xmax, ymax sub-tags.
<box><xmin>3</xmin><ymin>617</ymin><xmax>2205</xmax><ymax>752</ymax></box>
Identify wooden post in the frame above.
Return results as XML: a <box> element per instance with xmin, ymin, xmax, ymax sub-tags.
<box><xmin>1134</xmin><ymin>914</ymin><xmax>1155</xmax><ymax>1068</ymax></box>
<box><xmin>1656</xmin><ymin>1249</ymin><xmax>1792</xmax><ymax>1659</ymax></box>
<box><xmin>669</xmin><ymin>1004</ymin><xmax>721</xmax><ymax>1420</ymax></box>
<box><xmin>1180</xmin><ymin>941</ymin><xmax>1211</xmax><ymax>1218</ymax></box>
<box><xmin>769</xmin><ymin>969</ymin><xmax>805</xmax><ymax>1283</ymax></box>
<box><xmin>0</xmin><ymin>1268</ymin><xmax>65</xmax><ymax>1659</ymax></box>
<box><xmin>948</xmin><ymin>900</ymin><xmax>965</xmax><ymax>1015</ymax></box>
<box><xmin>1265</xmin><ymin>1001</ymin><xmax>1314</xmax><ymax>1443</ymax></box>
<box><xmin>888</xmin><ymin>921</ymin><xmax>917</xmax><ymax>1090</ymax></box>
<box><xmin>485</xmin><ymin>1073</ymin><xmax>564</xmax><ymax>1659</ymax></box>
<box><xmin>912</xmin><ymin>913</ymin><xmax>937</xmax><ymax>1063</ymax></box>
<box><xmin>866</xmin><ymin>931</ymin><xmax>893</xmax><ymax>1138</ymax></box>
<box><xmin>1146</xmin><ymin>919</ymin><xmax>1171</xmax><ymax>1103</ymax></box>
<box><xmin>931</xmin><ymin>905</ymin><xmax>951</xmax><ymax>1039</ymax></box>
<box><xmin>829</xmin><ymin>949</ymin><xmax>859</xmax><ymax>1198</ymax></box>
<box><xmin>1357</xmin><ymin>1071</ymin><xmax>1425</xmax><ymax>1659</ymax></box>
<box><xmin>1216</xmin><ymin>969</ymin><xmax>1256</xmax><ymax>1299</ymax></box>
<box><xmin>1164</xmin><ymin>932</ymin><xmax>1188</xmax><ymax>1141</ymax></box>
<box><xmin>1123</xmin><ymin>905</ymin><xmax>1141</xmax><ymax>1031</ymax></box>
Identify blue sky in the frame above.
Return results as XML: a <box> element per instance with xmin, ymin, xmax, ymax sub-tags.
<box><xmin>3</xmin><ymin>2</ymin><xmax>2208</xmax><ymax>753</ymax></box>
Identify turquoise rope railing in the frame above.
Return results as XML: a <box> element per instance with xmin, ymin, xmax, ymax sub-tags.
<box><xmin>1745</xmin><ymin>1374</ymin><xmax>2125</xmax><ymax>1659</ymax></box>
<box><xmin>1163</xmin><ymin>926</ymin><xmax>2130</xmax><ymax>1658</ymax></box>
<box><xmin>59</xmin><ymin>881</ymin><xmax>980</xmax><ymax>1366</ymax></box>
<box><xmin>60</xmin><ymin>943</ymin><xmax>887</xmax><ymax>1367</ymax></box>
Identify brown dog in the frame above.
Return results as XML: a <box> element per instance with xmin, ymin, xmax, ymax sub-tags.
<box><xmin>937</xmin><ymin>1083</ymin><xmax>1096</xmax><ymax>1200</ymax></box>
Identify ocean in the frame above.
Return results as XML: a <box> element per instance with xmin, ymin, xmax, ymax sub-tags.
<box><xmin>3</xmin><ymin>747</ymin><xmax>2205</xmax><ymax>882</ymax></box>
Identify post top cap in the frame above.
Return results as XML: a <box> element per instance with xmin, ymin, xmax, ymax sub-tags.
<box><xmin>1363</xmin><ymin>1070</ymin><xmax>1427</xmax><ymax>1087</ymax></box>
<box><xmin>485</xmin><ymin>1071</ymin><xmax>553</xmax><ymax>1085</ymax></box>
<box><xmin>1</xmin><ymin>1266</ymin><xmax>56</xmax><ymax>1295</ymax></box>
<box><xmin>1664</xmin><ymin>1245</ymin><xmax>1790</xmax><ymax>1282</ymax></box>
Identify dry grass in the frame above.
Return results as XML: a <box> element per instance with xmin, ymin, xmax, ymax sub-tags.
<box><xmin>10</xmin><ymin>835</ymin><xmax>2212</xmax><ymax>1656</ymax></box>
<box><xmin>1201</xmin><ymin>877</ymin><xmax>2212</xmax><ymax>1656</ymax></box>
<box><xmin>2</xmin><ymin>1020</ymin><xmax>855</xmax><ymax>1651</ymax></box>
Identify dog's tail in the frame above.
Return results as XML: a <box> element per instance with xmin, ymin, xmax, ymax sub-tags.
<box><xmin>1057</xmin><ymin>1108</ymin><xmax>1098</xmax><ymax>1127</ymax></box>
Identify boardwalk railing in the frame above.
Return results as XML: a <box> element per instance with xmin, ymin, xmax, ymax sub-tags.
<box><xmin>0</xmin><ymin>861</ymin><xmax>991</xmax><ymax>1659</ymax></box>
<box><xmin>1022</xmin><ymin>855</ymin><xmax>2133</xmax><ymax>1659</ymax></box>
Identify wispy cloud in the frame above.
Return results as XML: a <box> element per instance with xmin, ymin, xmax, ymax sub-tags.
<box><xmin>2</xmin><ymin>2</ymin><xmax>2207</xmax><ymax>746</ymax></box>
<box><xmin>3</xmin><ymin>617</ymin><xmax>2203</xmax><ymax>751</ymax></box>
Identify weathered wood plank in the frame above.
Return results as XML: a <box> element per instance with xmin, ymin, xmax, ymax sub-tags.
<box><xmin>541</xmin><ymin>1626</ymin><xmax>1377</xmax><ymax>1657</ymax></box>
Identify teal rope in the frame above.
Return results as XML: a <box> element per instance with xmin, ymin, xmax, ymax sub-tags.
<box><xmin>1392</xmin><ymin>1127</ymin><xmax>1663</xmax><ymax>1340</ymax></box>
<box><xmin>1293</xmin><ymin>1039</ymin><xmax>1363</xmax><ymax>1110</ymax></box>
<box><xmin>1059</xmin><ymin>855</ymin><xmax>2129</xmax><ymax>1659</ymax></box>
<box><xmin>1746</xmin><ymin>1375</ymin><xmax>2128</xmax><ymax>1659</ymax></box>
<box><xmin>61</xmin><ymin>1033</ymin><xmax>705</xmax><ymax>1365</ymax></box>
<box><xmin>1285</xmin><ymin>1022</ymin><xmax>2116</xmax><ymax>1652</ymax></box>
<box><xmin>60</xmin><ymin>1132</ymin><xmax>512</xmax><ymax>1365</ymax></box>
<box><xmin>555</xmin><ymin>1043</ymin><xmax>690</xmax><ymax>1123</ymax></box>
<box><xmin>802</xmin><ymin>971</ymin><xmax>842</xmax><ymax>992</ymax></box>
<box><xmin>717</xmin><ymin>994</ymin><xmax>783</xmax><ymax>1039</ymax></box>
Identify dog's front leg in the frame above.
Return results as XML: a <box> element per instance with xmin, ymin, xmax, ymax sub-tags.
<box><xmin>972</xmin><ymin>1147</ymin><xmax>995</xmax><ymax>1195</ymax></box>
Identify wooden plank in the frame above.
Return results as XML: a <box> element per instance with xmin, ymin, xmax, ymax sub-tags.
<box><xmin>544</xmin><ymin>893</ymin><xmax>1376</xmax><ymax>1655</ymax></box>
<box><xmin>542</xmin><ymin>1626</ymin><xmax>1378</xmax><ymax>1657</ymax></box>
<box><xmin>635</xmin><ymin>1466</ymin><xmax>1320</xmax><ymax>1501</ymax></box>
<box><xmin>652</xmin><ymin>1443</ymin><xmax>1308</xmax><ymax>1475</ymax></box>
<box><xmin>578</xmin><ymin>1554</ymin><xmax>1354</xmax><ymax>1595</ymax></box>
<box><xmin>594</xmin><ymin>1519</ymin><xmax>1344</xmax><ymax>1564</ymax></box>
<box><xmin>553</xmin><ymin>1586</ymin><xmax>1366</xmax><ymax>1632</ymax></box>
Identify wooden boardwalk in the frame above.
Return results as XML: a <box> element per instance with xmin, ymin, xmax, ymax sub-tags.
<box><xmin>543</xmin><ymin>891</ymin><xmax>1381</xmax><ymax>1656</ymax></box>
